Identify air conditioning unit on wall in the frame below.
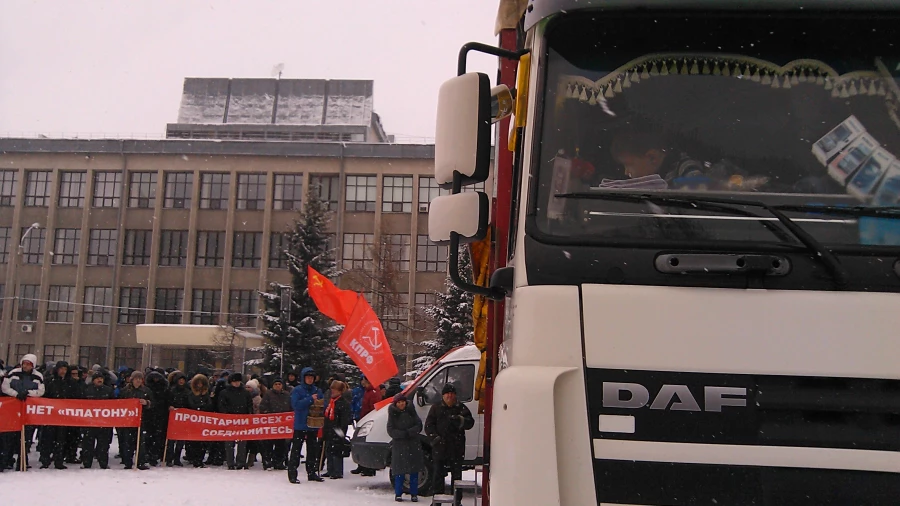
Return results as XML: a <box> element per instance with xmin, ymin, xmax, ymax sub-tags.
<box><xmin>418</xmin><ymin>203</ymin><xmax>429</xmax><ymax>213</ymax></box>
<box><xmin>21</xmin><ymin>324</ymin><xmax>33</xmax><ymax>333</ymax></box>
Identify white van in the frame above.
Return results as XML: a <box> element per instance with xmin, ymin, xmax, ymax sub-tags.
<box><xmin>350</xmin><ymin>345</ymin><xmax>483</xmax><ymax>494</ymax></box>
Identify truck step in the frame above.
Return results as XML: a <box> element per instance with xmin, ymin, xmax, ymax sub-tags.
<box><xmin>431</xmin><ymin>494</ymin><xmax>456</xmax><ymax>505</ymax></box>
<box><xmin>453</xmin><ymin>480</ymin><xmax>478</xmax><ymax>490</ymax></box>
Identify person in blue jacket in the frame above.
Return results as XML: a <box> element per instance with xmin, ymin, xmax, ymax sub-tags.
<box><xmin>351</xmin><ymin>380</ymin><xmax>364</xmax><ymax>422</ymax></box>
<box><xmin>287</xmin><ymin>367</ymin><xmax>324</xmax><ymax>484</ymax></box>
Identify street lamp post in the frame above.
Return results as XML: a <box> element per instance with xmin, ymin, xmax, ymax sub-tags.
<box><xmin>1</xmin><ymin>223</ymin><xmax>41</xmax><ymax>365</ymax></box>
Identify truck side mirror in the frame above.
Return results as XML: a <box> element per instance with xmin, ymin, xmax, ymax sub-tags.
<box><xmin>428</xmin><ymin>191</ymin><xmax>489</xmax><ymax>245</ymax></box>
<box><xmin>434</xmin><ymin>72</ymin><xmax>492</xmax><ymax>189</ymax></box>
<box><xmin>416</xmin><ymin>386</ymin><xmax>427</xmax><ymax>407</ymax></box>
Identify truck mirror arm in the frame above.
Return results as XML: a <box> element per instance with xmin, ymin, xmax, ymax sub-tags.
<box><xmin>458</xmin><ymin>42</ymin><xmax>529</xmax><ymax>76</ymax></box>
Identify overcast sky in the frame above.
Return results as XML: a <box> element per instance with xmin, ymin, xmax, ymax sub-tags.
<box><xmin>0</xmin><ymin>1</ymin><xmax>501</xmax><ymax>141</ymax></box>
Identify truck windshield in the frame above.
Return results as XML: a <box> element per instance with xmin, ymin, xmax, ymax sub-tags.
<box><xmin>534</xmin><ymin>11</ymin><xmax>900</xmax><ymax>248</ymax></box>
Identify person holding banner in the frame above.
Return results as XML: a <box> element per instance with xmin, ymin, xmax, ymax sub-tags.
<box><xmin>39</xmin><ymin>361</ymin><xmax>73</xmax><ymax>469</ymax></box>
<box><xmin>80</xmin><ymin>371</ymin><xmax>115</xmax><ymax>469</ymax></box>
<box><xmin>218</xmin><ymin>372</ymin><xmax>254</xmax><ymax>470</ymax></box>
<box><xmin>118</xmin><ymin>371</ymin><xmax>154</xmax><ymax>470</ymax></box>
<box><xmin>287</xmin><ymin>367</ymin><xmax>324</xmax><ymax>484</ymax></box>
<box><xmin>185</xmin><ymin>373</ymin><xmax>214</xmax><ymax>467</ymax></box>
<box><xmin>259</xmin><ymin>377</ymin><xmax>292</xmax><ymax>470</ymax></box>
<box><xmin>166</xmin><ymin>371</ymin><xmax>190</xmax><ymax>467</ymax></box>
<box><xmin>1</xmin><ymin>353</ymin><xmax>44</xmax><ymax>471</ymax></box>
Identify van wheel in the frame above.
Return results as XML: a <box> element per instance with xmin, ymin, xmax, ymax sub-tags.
<box><xmin>389</xmin><ymin>448</ymin><xmax>434</xmax><ymax>496</ymax></box>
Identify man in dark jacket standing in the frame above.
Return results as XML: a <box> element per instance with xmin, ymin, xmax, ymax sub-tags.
<box><xmin>40</xmin><ymin>361</ymin><xmax>73</xmax><ymax>469</ymax></box>
<box><xmin>259</xmin><ymin>377</ymin><xmax>292</xmax><ymax>470</ymax></box>
<box><xmin>118</xmin><ymin>371</ymin><xmax>154</xmax><ymax>470</ymax></box>
<box><xmin>287</xmin><ymin>367</ymin><xmax>324</xmax><ymax>484</ymax></box>
<box><xmin>144</xmin><ymin>371</ymin><xmax>169</xmax><ymax>466</ymax></box>
<box><xmin>165</xmin><ymin>371</ymin><xmax>190</xmax><ymax>467</ymax></box>
<box><xmin>81</xmin><ymin>372</ymin><xmax>114</xmax><ymax>469</ymax></box>
<box><xmin>424</xmin><ymin>383</ymin><xmax>475</xmax><ymax>495</ymax></box>
<box><xmin>218</xmin><ymin>372</ymin><xmax>254</xmax><ymax>470</ymax></box>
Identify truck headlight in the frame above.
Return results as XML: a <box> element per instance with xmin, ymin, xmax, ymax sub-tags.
<box><xmin>355</xmin><ymin>420</ymin><xmax>374</xmax><ymax>438</ymax></box>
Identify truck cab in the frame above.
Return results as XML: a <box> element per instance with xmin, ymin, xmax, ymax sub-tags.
<box><xmin>350</xmin><ymin>345</ymin><xmax>483</xmax><ymax>494</ymax></box>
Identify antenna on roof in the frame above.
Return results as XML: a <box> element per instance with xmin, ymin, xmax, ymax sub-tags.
<box><xmin>271</xmin><ymin>63</ymin><xmax>285</xmax><ymax>80</ymax></box>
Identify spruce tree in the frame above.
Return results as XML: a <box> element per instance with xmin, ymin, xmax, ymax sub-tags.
<box><xmin>413</xmin><ymin>246</ymin><xmax>475</xmax><ymax>372</ymax></box>
<box><xmin>258</xmin><ymin>188</ymin><xmax>342</xmax><ymax>377</ymax></box>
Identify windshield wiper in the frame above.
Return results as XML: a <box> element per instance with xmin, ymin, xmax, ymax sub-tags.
<box><xmin>557</xmin><ymin>191</ymin><xmax>850</xmax><ymax>289</ymax></box>
<box><xmin>771</xmin><ymin>204</ymin><xmax>900</xmax><ymax>218</ymax></box>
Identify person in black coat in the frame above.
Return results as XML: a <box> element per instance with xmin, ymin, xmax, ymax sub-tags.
<box><xmin>144</xmin><ymin>371</ymin><xmax>170</xmax><ymax>466</ymax></box>
<box><xmin>186</xmin><ymin>374</ymin><xmax>213</xmax><ymax>467</ymax></box>
<box><xmin>387</xmin><ymin>393</ymin><xmax>426</xmax><ymax>502</ymax></box>
<box><xmin>117</xmin><ymin>371</ymin><xmax>154</xmax><ymax>470</ymax></box>
<box><xmin>39</xmin><ymin>361</ymin><xmax>72</xmax><ymax>469</ymax></box>
<box><xmin>259</xmin><ymin>377</ymin><xmax>292</xmax><ymax>470</ymax></box>
<box><xmin>321</xmin><ymin>380</ymin><xmax>351</xmax><ymax>480</ymax></box>
<box><xmin>81</xmin><ymin>372</ymin><xmax>115</xmax><ymax>469</ymax></box>
<box><xmin>218</xmin><ymin>372</ymin><xmax>254</xmax><ymax>470</ymax></box>
<box><xmin>424</xmin><ymin>383</ymin><xmax>475</xmax><ymax>495</ymax></box>
<box><xmin>166</xmin><ymin>371</ymin><xmax>190</xmax><ymax>467</ymax></box>
<box><xmin>64</xmin><ymin>366</ymin><xmax>86</xmax><ymax>464</ymax></box>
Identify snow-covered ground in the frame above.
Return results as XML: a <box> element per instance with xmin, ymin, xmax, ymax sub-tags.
<box><xmin>3</xmin><ymin>438</ymin><xmax>481</xmax><ymax>505</ymax></box>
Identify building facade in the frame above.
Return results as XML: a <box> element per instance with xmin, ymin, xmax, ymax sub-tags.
<box><xmin>0</xmin><ymin>138</ymin><xmax>484</xmax><ymax>373</ymax></box>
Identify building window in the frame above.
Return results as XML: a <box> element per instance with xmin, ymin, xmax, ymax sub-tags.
<box><xmin>229</xmin><ymin>290</ymin><xmax>258</xmax><ymax>328</ymax></box>
<box><xmin>88</xmin><ymin>229</ymin><xmax>117</xmax><ymax>266</ymax></box>
<box><xmin>92</xmin><ymin>172</ymin><xmax>122</xmax><ymax>208</ymax></box>
<box><xmin>115</xmin><ymin>347</ymin><xmax>141</xmax><ymax>370</ymax></box>
<box><xmin>0</xmin><ymin>284</ymin><xmax>4</xmax><ymax>318</ymax></box>
<box><xmin>377</xmin><ymin>293</ymin><xmax>410</xmax><ymax>331</ymax></box>
<box><xmin>21</xmin><ymin>227</ymin><xmax>45</xmax><ymax>264</ymax></box>
<box><xmin>43</xmin><ymin>345</ymin><xmax>69</xmax><ymax>364</ymax></box>
<box><xmin>47</xmin><ymin>285</ymin><xmax>75</xmax><ymax>323</ymax></box>
<box><xmin>79</xmin><ymin>346</ymin><xmax>107</xmax><ymax>367</ymax></box>
<box><xmin>414</xmin><ymin>292</ymin><xmax>437</xmax><ymax>329</ymax></box>
<box><xmin>311</xmin><ymin>174</ymin><xmax>339</xmax><ymax>211</ymax></box>
<box><xmin>53</xmin><ymin>228</ymin><xmax>81</xmax><ymax>265</ymax></box>
<box><xmin>24</xmin><ymin>171</ymin><xmax>52</xmax><ymax>207</ymax></box>
<box><xmin>58</xmin><ymin>172</ymin><xmax>86</xmax><ymax>208</ymax></box>
<box><xmin>342</xmin><ymin>233</ymin><xmax>374</xmax><ymax>270</ymax></box>
<box><xmin>269</xmin><ymin>233</ymin><xmax>288</xmax><ymax>269</ymax></box>
<box><xmin>118</xmin><ymin>287</ymin><xmax>146</xmax><ymax>324</ymax></box>
<box><xmin>123</xmin><ymin>230</ymin><xmax>152</xmax><ymax>266</ymax></box>
<box><xmin>17</xmin><ymin>284</ymin><xmax>40</xmax><ymax>321</ymax></box>
<box><xmin>14</xmin><ymin>344</ymin><xmax>34</xmax><ymax>361</ymax></box>
<box><xmin>200</xmin><ymin>173</ymin><xmax>230</xmax><ymax>210</ymax></box>
<box><xmin>345</xmin><ymin>175</ymin><xmax>376</xmax><ymax>212</ymax></box>
<box><xmin>232</xmin><ymin>232</ymin><xmax>262</xmax><ymax>268</ymax></box>
<box><xmin>195</xmin><ymin>231</ymin><xmax>224</xmax><ymax>267</ymax></box>
<box><xmin>383</xmin><ymin>176</ymin><xmax>413</xmax><ymax>213</ymax></box>
<box><xmin>159</xmin><ymin>230</ymin><xmax>188</xmax><ymax>267</ymax></box>
<box><xmin>129</xmin><ymin>172</ymin><xmax>157</xmax><ymax>208</ymax></box>
<box><xmin>0</xmin><ymin>227</ymin><xmax>12</xmax><ymax>264</ymax></box>
<box><xmin>385</xmin><ymin>234</ymin><xmax>411</xmax><ymax>271</ymax></box>
<box><xmin>462</xmin><ymin>181</ymin><xmax>487</xmax><ymax>193</ymax></box>
<box><xmin>0</xmin><ymin>171</ymin><xmax>17</xmax><ymax>207</ymax></box>
<box><xmin>273</xmin><ymin>174</ymin><xmax>303</xmax><ymax>210</ymax></box>
<box><xmin>417</xmin><ymin>234</ymin><xmax>447</xmax><ymax>272</ymax></box>
<box><xmin>83</xmin><ymin>287</ymin><xmax>113</xmax><ymax>324</ymax></box>
<box><xmin>164</xmin><ymin>172</ymin><xmax>193</xmax><ymax>209</ymax></box>
<box><xmin>155</xmin><ymin>288</ymin><xmax>183</xmax><ymax>324</ymax></box>
<box><xmin>191</xmin><ymin>289</ymin><xmax>221</xmax><ymax>325</ymax></box>
<box><xmin>237</xmin><ymin>173</ymin><xmax>266</xmax><ymax>210</ymax></box>
<box><xmin>418</xmin><ymin>176</ymin><xmax>449</xmax><ymax>212</ymax></box>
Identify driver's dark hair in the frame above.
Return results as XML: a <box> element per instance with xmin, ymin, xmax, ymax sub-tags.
<box><xmin>610</xmin><ymin>129</ymin><xmax>669</xmax><ymax>159</ymax></box>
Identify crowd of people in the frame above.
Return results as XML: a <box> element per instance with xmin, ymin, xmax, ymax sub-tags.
<box><xmin>0</xmin><ymin>354</ymin><xmax>475</xmax><ymax>503</ymax></box>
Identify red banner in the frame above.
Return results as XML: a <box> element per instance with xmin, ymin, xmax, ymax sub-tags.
<box><xmin>337</xmin><ymin>298</ymin><xmax>399</xmax><ymax>388</ymax></box>
<box><xmin>0</xmin><ymin>397</ymin><xmax>23</xmax><ymax>432</ymax></box>
<box><xmin>24</xmin><ymin>398</ymin><xmax>142</xmax><ymax>428</ymax></box>
<box><xmin>166</xmin><ymin>409</ymin><xmax>294</xmax><ymax>441</ymax></box>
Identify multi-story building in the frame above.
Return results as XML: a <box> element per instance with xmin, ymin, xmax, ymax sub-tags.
<box><xmin>0</xmin><ymin>138</ymin><xmax>489</xmax><ymax>373</ymax></box>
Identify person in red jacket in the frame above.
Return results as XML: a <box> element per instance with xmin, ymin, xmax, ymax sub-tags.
<box><xmin>350</xmin><ymin>375</ymin><xmax>382</xmax><ymax>477</ymax></box>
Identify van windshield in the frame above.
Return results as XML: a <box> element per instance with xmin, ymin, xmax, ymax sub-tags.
<box><xmin>534</xmin><ymin>12</ymin><xmax>900</xmax><ymax>248</ymax></box>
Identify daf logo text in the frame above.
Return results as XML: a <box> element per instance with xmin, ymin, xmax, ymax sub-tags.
<box><xmin>602</xmin><ymin>382</ymin><xmax>747</xmax><ymax>412</ymax></box>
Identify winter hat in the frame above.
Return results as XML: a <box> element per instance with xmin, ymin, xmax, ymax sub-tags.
<box><xmin>91</xmin><ymin>372</ymin><xmax>105</xmax><ymax>381</ymax></box>
<box><xmin>56</xmin><ymin>361</ymin><xmax>69</xmax><ymax>370</ymax></box>
<box><xmin>246</xmin><ymin>379</ymin><xmax>260</xmax><ymax>391</ymax></box>
<box><xmin>21</xmin><ymin>354</ymin><xmax>38</xmax><ymax>367</ymax></box>
<box><xmin>442</xmin><ymin>383</ymin><xmax>457</xmax><ymax>395</ymax></box>
<box><xmin>228</xmin><ymin>372</ymin><xmax>244</xmax><ymax>384</ymax></box>
<box><xmin>130</xmin><ymin>371</ymin><xmax>144</xmax><ymax>382</ymax></box>
<box><xmin>272</xmin><ymin>377</ymin><xmax>284</xmax><ymax>385</ymax></box>
<box><xmin>393</xmin><ymin>393</ymin><xmax>408</xmax><ymax>404</ymax></box>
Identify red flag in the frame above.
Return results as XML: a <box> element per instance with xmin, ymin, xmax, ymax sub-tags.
<box><xmin>337</xmin><ymin>298</ymin><xmax>398</xmax><ymax>388</ymax></box>
<box><xmin>307</xmin><ymin>266</ymin><xmax>359</xmax><ymax>325</ymax></box>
